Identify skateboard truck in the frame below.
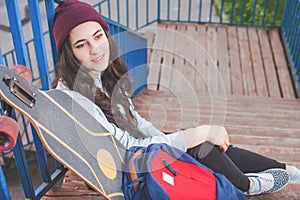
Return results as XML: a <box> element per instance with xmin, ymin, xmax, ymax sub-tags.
<box><xmin>2</xmin><ymin>75</ymin><xmax>36</xmax><ymax>108</ymax></box>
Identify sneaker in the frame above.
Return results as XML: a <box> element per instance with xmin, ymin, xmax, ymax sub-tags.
<box><xmin>245</xmin><ymin>168</ymin><xmax>290</xmax><ymax>196</ymax></box>
<box><xmin>290</xmin><ymin>166</ymin><xmax>300</xmax><ymax>184</ymax></box>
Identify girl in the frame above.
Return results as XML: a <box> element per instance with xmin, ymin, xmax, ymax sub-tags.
<box><xmin>52</xmin><ymin>0</ymin><xmax>300</xmax><ymax>196</ymax></box>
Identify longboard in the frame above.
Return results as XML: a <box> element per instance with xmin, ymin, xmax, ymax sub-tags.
<box><xmin>0</xmin><ymin>65</ymin><xmax>126</xmax><ymax>199</ymax></box>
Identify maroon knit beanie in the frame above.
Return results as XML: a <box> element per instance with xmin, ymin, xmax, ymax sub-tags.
<box><xmin>53</xmin><ymin>0</ymin><xmax>109</xmax><ymax>53</ymax></box>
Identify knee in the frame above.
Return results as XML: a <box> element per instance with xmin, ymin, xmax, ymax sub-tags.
<box><xmin>188</xmin><ymin>141</ymin><xmax>222</xmax><ymax>161</ymax></box>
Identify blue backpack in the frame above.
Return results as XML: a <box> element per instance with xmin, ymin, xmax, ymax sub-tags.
<box><xmin>123</xmin><ymin>143</ymin><xmax>245</xmax><ymax>200</ymax></box>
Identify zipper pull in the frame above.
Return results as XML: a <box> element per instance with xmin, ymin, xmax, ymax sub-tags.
<box><xmin>161</xmin><ymin>158</ymin><xmax>178</xmax><ymax>176</ymax></box>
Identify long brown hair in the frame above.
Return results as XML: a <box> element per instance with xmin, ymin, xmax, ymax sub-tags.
<box><xmin>54</xmin><ymin>28</ymin><xmax>144</xmax><ymax>138</ymax></box>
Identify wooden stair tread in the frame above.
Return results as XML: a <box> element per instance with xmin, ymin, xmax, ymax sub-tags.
<box><xmin>134</xmin><ymin>90</ymin><xmax>300</xmax><ymax>166</ymax></box>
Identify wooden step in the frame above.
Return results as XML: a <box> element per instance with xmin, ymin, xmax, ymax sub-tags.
<box><xmin>133</xmin><ymin>89</ymin><xmax>300</xmax><ymax>199</ymax></box>
<box><xmin>42</xmin><ymin>170</ymin><xmax>105</xmax><ymax>200</ymax></box>
<box><xmin>134</xmin><ymin>90</ymin><xmax>300</xmax><ymax>134</ymax></box>
<box><xmin>44</xmin><ymin>89</ymin><xmax>300</xmax><ymax>199</ymax></box>
<box><xmin>134</xmin><ymin>90</ymin><xmax>300</xmax><ymax>164</ymax></box>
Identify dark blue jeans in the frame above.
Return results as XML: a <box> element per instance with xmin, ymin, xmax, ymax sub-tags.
<box><xmin>187</xmin><ymin>142</ymin><xmax>285</xmax><ymax>192</ymax></box>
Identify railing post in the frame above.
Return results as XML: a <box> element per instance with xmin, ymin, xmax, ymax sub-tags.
<box><xmin>272</xmin><ymin>0</ymin><xmax>280</xmax><ymax>25</ymax></box>
<box><xmin>12</xmin><ymin>134</ymin><xmax>35</xmax><ymax>198</ymax></box>
<box><xmin>209</xmin><ymin>0</ymin><xmax>214</xmax><ymax>23</ymax></box>
<box><xmin>178</xmin><ymin>0</ymin><xmax>181</xmax><ymax>21</ymax></box>
<box><xmin>31</xmin><ymin>126</ymin><xmax>51</xmax><ymax>183</ymax></box>
<box><xmin>251</xmin><ymin>0</ymin><xmax>258</xmax><ymax>24</ymax></box>
<box><xmin>262</xmin><ymin>0</ymin><xmax>269</xmax><ymax>25</ymax></box>
<box><xmin>198</xmin><ymin>0</ymin><xmax>202</xmax><ymax>22</ymax></box>
<box><xmin>0</xmin><ymin>166</ymin><xmax>11</xmax><ymax>200</ymax></box>
<box><xmin>157</xmin><ymin>0</ymin><xmax>161</xmax><ymax>22</ymax></box>
<box><xmin>4</xmin><ymin>3</ymin><xmax>37</xmax><ymax>197</ymax></box>
<box><xmin>230</xmin><ymin>0</ymin><xmax>235</xmax><ymax>24</ymax></box>
<box><xmin>146</xmin><ymin>0</ymin><xmax>149</xmax><ymax>24</ymax></box>
<box><xmin>5</xmin><ymin>0</ymin><xmax>30</xmax><ymax>67</ymax></box>
<box><xmin>136</xmin><ymin>0</ymin><xmax>139</xmax><ymax>29</ymax></box>
<box><xmin>241</xmin><ymin>0</ymin><xmax>246</xmax><ymax>24</ymax></box>
<box><xmin>28</xmin><ymin>0</ymin><xmax>51</xmax><ymax>90</ymax></box>
<box><xmin>126</xmin><ymin>0</ymin><xmax>129</xmax><ymax>27</ymax></box>
<box><xmin>0</xmin><ymin>49</ymin><xmax>3</xmax><ymax>65</ymax></box>
<box><xmin>45</xmin><ymin>0</ymin><xmax>59</xmax><ymax>71</ymax></box>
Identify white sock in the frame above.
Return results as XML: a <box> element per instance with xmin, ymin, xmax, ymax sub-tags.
<box><xmin>290</xmin><ymin>166</ymin><xmax>300</xmax><ymax>184</ymax></box>
<box><xmin>248</xmin><ymin>177</ymin><xmax>260</xmax><ymax>193</ymax></box>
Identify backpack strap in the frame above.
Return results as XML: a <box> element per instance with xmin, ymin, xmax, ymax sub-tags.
<box><xmin>129</xmin><ymin>149</ymin><xmax>144</xmax><ymax>192</ymax></box>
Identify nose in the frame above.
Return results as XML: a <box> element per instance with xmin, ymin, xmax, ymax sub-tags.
<box><xmin>89</xmin><ymin>42</ymin><xmax>99</xmax><ymax>55</ymax></box>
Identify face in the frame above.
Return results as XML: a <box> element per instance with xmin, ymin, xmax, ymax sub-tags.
<box><xmin>69</xmin><ymin>21</ymin><xmax>110</xmax><ymax>78</ymax></box>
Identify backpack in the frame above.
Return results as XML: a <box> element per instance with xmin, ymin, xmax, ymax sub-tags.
<box><xmin>123</xmin><ymin>143</ymin><xmax>245</xmax><ymax>200</ymax></box>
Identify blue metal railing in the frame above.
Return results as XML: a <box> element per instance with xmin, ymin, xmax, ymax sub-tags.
<box><xmin>281</xmin><ymin>0</ymin><xmax>300</xmax><ymax>90</ymax></box>
<box><xmin>94</xmin><ymin>0</ymin><xmax>286</xmax><ymax>30</ymax></box>
<box><xmin>0</xmin><ymin>0</ymin><xmax>147</xmax><ymax>199</ymax></box>
<box><xmin>2</xmin><ymin>1</ymin><xmax>66</xmax><ymax>198</ymax></box>
<box><xmin>0</xmin><ymin>0</ymin><xmax>299</xmax><ymax>199</ymax></box>
<box><xmin>94</xmin><ymin>0</ymin><xmax>299</xmax><ymax>92</ymax></box>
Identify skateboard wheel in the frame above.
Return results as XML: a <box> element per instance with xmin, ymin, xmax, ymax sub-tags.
<box><xmin>0</xmin><ymin>116</ymin><xmax>19</xmax><ymax>151</ymax></box>
<box><xmin>9</xmin><ymin>64</ymin><xmax>33</xmax><ymax>83</ymax></box>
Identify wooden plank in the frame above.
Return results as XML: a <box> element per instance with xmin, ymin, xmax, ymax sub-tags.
<box><xmin>248</xmin><ymin>27</ymin><xmax>269</xmax><ymax>97</ymax></box>
<box><xmin>227</xmin><ymin>26</ymin><xmax>244</xmax><ymax>95</ymax></box>
<box><xmin>137</xmin><ymin>90</ymin><xmax>300</xmax><ymax>107</ymax></box>
<box><xmin>238</xmin><ymin>27</ymin><xmax>255</xmax><ymax>96</ymax></box>
<box><xmin>195</xmin><ymin>24</ymin><xmax>207</xmax><ymax>95</ymax></box>
<box><xmin>217</xmin><ymin>26</ymin><xmax>231</xmax><ymax>95</ymax></box>
<box><xmin>159</xmin><ymin>23</ymin><xmax>177</xmax><ymax>91</ymax></box>
<box><xmin>43</xmin><ymin>188</ymin><xmax>104</xmax><ymax>200</ymax></box>
<box><xmin>147</xmin><ymin>23</ymin><xmax>166</xmax><ymax>90</ymax></box>
<box><xmin>42</xmin><ymin>170</ymin><xmax>105</xmax><ymax>200</ymax></box>
<box><xmin>269</xmin><ymin>28</ymin><xmax>295</xmax><ymax>99</ymax></box>
<box><xmin>135</xmin><ymin>97</ymin><xmax>300</xmax><ymax>115</ymax></box>
<box><xmin>258</xmin><ymin>28</ymin><xmax>282</xmax><ymax>98</ymax></box>
<box><xmin>170</xmin><ymin>24</ymin><xmax>187</xmax><ymax>93</ymax></box>
<box><xmin>145</xmin><ymin>31</ymin><xmax>155</xmax><ymax>65</ymax></box>
<box><xmin>206</xmin><ymin>25</ymin><xmax>219</xmax><ymax>94</ymax></box>
<box><xmin>135</xmin><ymin>99</ymin><xmax>300</xmax><ymax>125</ymax></box>
<box><xmin>182</xmin><ymin>23</ymin><xmax>198</xmax><ymax>95</ymax></box>
<box><xmin>186</xmin><ymin>23</ymin><xmax>200</xmax><ymax>95</ymax></box>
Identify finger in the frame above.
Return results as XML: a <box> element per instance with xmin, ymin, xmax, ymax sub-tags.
<box><xmin>220</xmin><ymin>142</ymin><xmax>228</xmax><ymax>152</ymax></box>
<box><xmin>225</xmin><ymin>139</ymin><xmax>230</xmax><ymax>147</ymax></box>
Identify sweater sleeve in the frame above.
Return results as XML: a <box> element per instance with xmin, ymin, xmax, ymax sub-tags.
<box><xmin>55</xmin><ymin>83</ymin><xmax>187</xmax><ymax>151</ymax></box>
<box><xmin>129</xmin><ymin>99</ymin><xmax>166</xmax><ymax>137</ymax></box>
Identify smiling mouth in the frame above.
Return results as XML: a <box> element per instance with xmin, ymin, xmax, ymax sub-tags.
<box><xmin>92</xmin><ymin>54</ymin><xmax>105</xmax><ymax>63</ymax></box>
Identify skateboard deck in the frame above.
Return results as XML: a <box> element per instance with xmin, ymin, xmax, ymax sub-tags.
<box><xmin>0</xmin><ymin>65</ymin><xmax>126</xmax><ymax>199</ymax></box>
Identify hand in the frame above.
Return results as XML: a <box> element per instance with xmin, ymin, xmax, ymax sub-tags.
<box><xmin>202</xmin><ymin>125</ymin><xmax>230</xmax><ymax>152</ymax></box>
<box><xmin>184</xmin><ymin>125</ymin><xmax>230</xmax><ymax>152</ymax></box>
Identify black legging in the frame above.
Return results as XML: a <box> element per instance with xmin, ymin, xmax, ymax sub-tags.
<box><xmin>187</xmin><ymin>142</ymin><xmax>286</xmax><ymax>192</ymax></box>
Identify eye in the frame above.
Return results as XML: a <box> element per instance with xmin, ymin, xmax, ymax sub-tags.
<box><xmin>75</xmin><ymin>43</ymin><xmax>85</xmax><ymax>49</ymax></box>
<box><xmin>95</xmin><ymin>33</ymin><xmax>103</xmax><ymax>40</ymax></box>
